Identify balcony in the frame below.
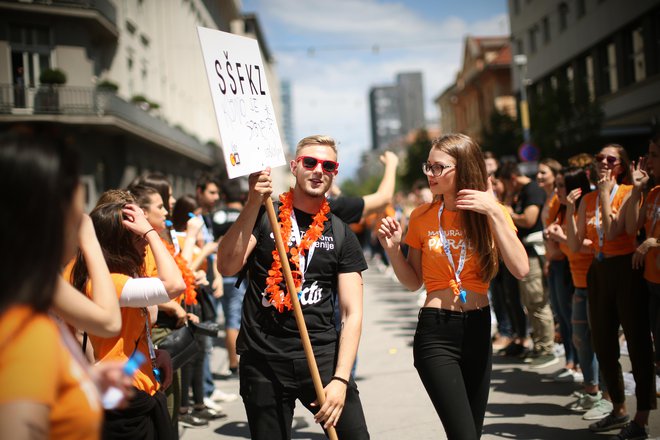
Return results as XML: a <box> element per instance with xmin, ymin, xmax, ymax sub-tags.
<box><xmin>0</xmin><ymin>84</ymin><xmax>216</xmax><ymax>165</ymax></box>
<box><xmin>0</xmin><ymin>0</ymin><xmax>118</xmax><ymax>40</ymax></box>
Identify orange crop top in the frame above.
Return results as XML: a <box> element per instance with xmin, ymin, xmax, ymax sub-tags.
<box><xmin>86</xmin><ymin>274</ymin><xmax>159</xmax><ymax>396</ymax></box>
<box><xmin>583</xmin><ymin>185</ymin><xmax>636</xmax><ymax>256</ymax></box>
<box><xmin>644</xmin><ymin>186</ymin><xmax>660</xmax><ymax>283</ymax></box>
<box><xmin>404</xmin><ymin>202</ymin><xmax>516</xmax><ymax>294</ymax></box>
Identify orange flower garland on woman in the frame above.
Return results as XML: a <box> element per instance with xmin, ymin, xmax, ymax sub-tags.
<box><xmin>265</xmin><ymin>189</ymin><xmax>329</xmax><ymax>312</ymax></box>
<box><xmin>164</xmin><ymin>240</ymin><xmax>197</xmax><ymax>306</ymax></box>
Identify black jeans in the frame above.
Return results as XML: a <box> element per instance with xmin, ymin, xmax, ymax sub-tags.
<box><xmin>587</xmin><ymin>254</ymin><xmax>656</xmax><ymax>411</ymax></box>
<box><xmin>239</xmin><ymin>352</ymin><xmax>370</xmax><ymax>440</ymax></box>
<box><xmin>413</xmin><ymin>307</ymin><xmax>492</xmax><ymax>440</ymax></box>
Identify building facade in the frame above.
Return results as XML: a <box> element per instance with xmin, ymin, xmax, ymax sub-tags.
<box><xmin>509</xmin><ymin>0</ymin><xmax>660</xmax><ymax>154</ymax></box>
<box><xmin>435</xmin><ymin>36</ymin><xmax>516</xmax><ymax>146</ymax></box>
<box><xmin>0</xmin><ymin>0</ymin><xmax>285</xmax><ymax>206</ymax></box>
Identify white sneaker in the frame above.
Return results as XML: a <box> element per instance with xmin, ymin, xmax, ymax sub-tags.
<box><xmin>203</xmin><ymin>397</ymin><xmax>224</xmax><ymax>412</ymax></box>
<box><xmin>567</xmin><ymin>391</ymin><xmax>601</xmax><ymax>412</ymax></box>
<box><xmin>582</xmin><ymin>398</ymin><xmax>613</xmax><ymax>420</ymax></box>
<box><xmin>209</xmin><ymin>389</ymin><xmax>238</xmax><ymax>403</ymax></box>
<box><xmin>553</xmin><ymin>368</ymin><xmax>584</xmax><ymax>383</ymax></box>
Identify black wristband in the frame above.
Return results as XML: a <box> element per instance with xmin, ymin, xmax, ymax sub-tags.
<box><xmin>330</xmin><ymin>375</ymin><xmax>349</xmax><ymax>386</ymax></box>
<box><xmin>142</xmin><ymin>228</ymin><xmax>156</xmax><ymax>239</ymax></box>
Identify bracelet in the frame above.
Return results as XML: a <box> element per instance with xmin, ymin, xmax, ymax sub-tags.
<box><xmin>330</xmin><ymin>376</ymin><xmax>349</xmax><ymax>386</ymax></box>
<box><xmin>142</xmin><ymin>228</ymin><xmax>156</xmax><ymax>239</ymax></box>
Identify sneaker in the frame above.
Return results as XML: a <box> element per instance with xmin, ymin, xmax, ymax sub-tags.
<box><xmin>209</xmin><ymin>388</ymin><xmax>238</xmax><ymax>403</ymax></box>
<box><xmin>499</xmin><ymin>341</ymin><xmax>525</xmax><ymax>357</ymax></box>
<box><xmin>554</xmin><ymin>368</ymin><xmax>584</xmax><ymax>383</ymax></box>
<box><xmin>583</xmin><ymin>398</ymin><xmax>613</xmax><ymax>420</ymax></box>
<box><xmin>203</xmin><ymin>397</ymin><xmax>224</xmax><ymax>412</ymax></box>
<box><xmin>179</xmin><ymin>412</ymin><xmax>209</xmax><ymax>428</ymax></box>
<box><xmin>589</xmin><ymin>413</ymin><xmax>630</xmax><ymax>432</ymax></box>
<box><xmin>567</xmin><ymin>391</ymin><xmax>602</xmax><ymax>412</ymax></box>
<box><xmin>522</xmin><ymin>350</ymin><xmax>539</xmax><ymax>363</ymax></box>
<box><xmin>610</xmin><ymin>421</ymin><xmax>648</xmax><ymax>439</ymax></box>
<box><xmin>530</xmin><ymin>353</ymin><xmax>559</xmax><ymax>369</ymax></box>
<box><xmin>192</xmin><ymin>406</ymin><xmax>226</xmax><ymax>420</ymax></box>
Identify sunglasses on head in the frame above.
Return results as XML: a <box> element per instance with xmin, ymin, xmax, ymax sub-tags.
<box><xmin>296</xmin><ymin>156</ymin><xmax>339</xmax><ymax>174</ymax></box>
<box><xmin>595</xmin><ymin>154</ymin><xmax>619</xmax><ymax>165</ymax></box>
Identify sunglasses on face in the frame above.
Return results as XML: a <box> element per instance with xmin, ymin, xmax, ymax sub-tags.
<box><xmin>595</xmin><ymin>154</ymin><xmax>619</xmax><ymax>165</ymax></box>
<box><xmin>296</xmin><ymin>156</ymin><xmax>339</xmax><ymax>174</ymax></box>
<box><xmin>422</xmin><ymin>162</ymin><xmax>455</xmax><ymax>177</ymax></box>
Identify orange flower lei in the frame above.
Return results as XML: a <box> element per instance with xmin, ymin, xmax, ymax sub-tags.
<box><xmin>265</xmin><ymin>189</ymin><xmax>330</xmax><ymax>312</ymax></box>
<box><xmin>163</xmin><ymin>239</ymin><xmax>197</xmax><ymax>306</ymax></box>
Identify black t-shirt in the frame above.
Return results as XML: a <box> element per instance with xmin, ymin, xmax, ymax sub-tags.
<box><xmin>237</xmin><ymin>206</ymin><xmax>367</xmax><ymax>360</ymax></box>
<box><xmin>328</xmin><ymin>196</ymin><xmax>364</xmax><ymax>224</ymax></box>
<box><xmin>211</xmin><ymin>207</ymin><xmax>241</xmax><ymax>240</ymax></box>
<box><xmin>513</xmin><ymin>180</ymin><xmax>546</xmax><ymax>239</ymax></box>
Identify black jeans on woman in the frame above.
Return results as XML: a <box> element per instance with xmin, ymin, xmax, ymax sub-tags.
<box><xmin>587</xmin><ymin>254</ymin><xmax>656</xmax><ymax>411</ymax></box>
<box><xmin>414</xmin><ymin>306</ymin><xmax>492</xmax><ymax>440</ymax></box>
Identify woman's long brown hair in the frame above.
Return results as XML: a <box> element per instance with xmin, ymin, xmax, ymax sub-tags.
<box><xmin>71</xmin><ymin>201</ymin><xmax>145</xmax><ymax>292</ymax></box>
<box><xmin>431</xmin><ymin>134</ymin><xmax>499</xmax><ymax>283</ymax></box>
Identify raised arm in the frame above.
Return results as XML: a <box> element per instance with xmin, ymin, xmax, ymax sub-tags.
<box><xmin>122</xmin><ymin>204</ymin><xmax>185</xmax><ymax>298</ymax></box>
<box><xmin>456</xmin><ymin>182</ymin><xmax>528</xmax><ymax>279</ymax></box>
<box><xmin>217</xmin><ymin>169</ymin><xmax>271</xmax><ymax>276</ymax></box>
<box><xmin>625</xmin><ymin>159</ymin><xmax>648</xmax><ymax>236</ymax></box>
<box><xmin>566</xmin><ymin>190</ymin><xmax>586</xmax><ymax>253</ymax></box>
<box><xmin>378</xmin><ymin>216</ymin><xmax>424</xmax><ymax>291</ymax></box>
<box><xmin>53</xmin><ymin>214</ymin><xmax>121</xmax><ymax>337</ymax></box>
<box><xmin>361</xmin><ymin>151</ymin><xmax>399</xmax><ymax>216</ymax></box>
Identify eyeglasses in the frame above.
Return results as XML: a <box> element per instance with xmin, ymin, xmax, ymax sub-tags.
<box><xmin>422</xmin><ymin>162</ymin><xmax>455</xmax><ymax>177</ymax></box>
<box><xmin>296</xmin><ymin>156</ymin><xmax>339</xmax><ymax>174</ymax></box>
<box><xmin>595</xmin><ymin>154</ymin><xmax>619</xmax><ymax>165</ymax></box>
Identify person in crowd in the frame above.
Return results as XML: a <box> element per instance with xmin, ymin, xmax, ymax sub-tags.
<box><xmin>378</xmin><ymin>134</ymin><xmax>529</xmax><ymax>439</ymax></box>
<box><xmin>500</xmin><ymin>161</ymin><xmax>556</xmax><ymax>368</ymax></box>
<box><xmin>567</xmin><ymin>144</ymin><xmax>656</xmax><ymax>438</ymax></box>
<box><xmin>71</xmin><ymin>195</ymin><xmax>186</xmax><ymax>439</ymax></box>
<box><xmin>546</xmin><ymin>167</ymin><xmax>608</xmax><ymax>420</ymax></box>
<box><xmin>538</xmin><ymin>158</ymin><xmax>578</xmax><ymax>380</ymax></box>
<box><xmin>131</xmin><ymin>173</ymin><xmax>177</xmax><ymax>215</ymax></box>
<box><xmin>218</xmin><ymin>135</ymin><xmax>370</xmax><ymax>439</ymax></box>
<box><xmin>627</xmin><ymin>134</ymin><xmax>660</xmax><ymax>378</ymax></box>
<box><xmin>0</xmin><ymin>130</ymin><xmax>126</xmax><ymax>439</ymax></box>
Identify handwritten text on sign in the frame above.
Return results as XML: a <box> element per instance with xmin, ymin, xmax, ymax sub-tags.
<box><xmin>197</xmin><ymin>26</ymin><xmax>285</xmax><ymax>179</ymax></box>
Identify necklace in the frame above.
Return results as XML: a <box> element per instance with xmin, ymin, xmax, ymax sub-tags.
<box><xmin>265</xmin><ymin>189</ymin><xmax>329</xmax><ymax>312</ymax></box>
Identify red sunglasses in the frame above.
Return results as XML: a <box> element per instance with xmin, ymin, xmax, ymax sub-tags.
<box><xmin>296</xmin><ymin>156</ymin><xmax>339</xmax><ymax>174</ymax></box>
<box><xmin>595</xmin><ymin>154</ymin><xmax>619</xmax><ymax>165</ymax></box>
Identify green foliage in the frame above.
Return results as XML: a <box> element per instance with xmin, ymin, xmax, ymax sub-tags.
<box><xmin>481</xmin><ymin>111</ymin><xmax>523</xmax><ymax>158</ymax></box>
<box><xmin>96</xmin><ymin>80</ymin><xmax>119</xmax><ymax>93</ymax></box>
<box><xmin>39</xmin><ymin>68</ymin><xmax>66</xmax><ymax>85</ymax></box>
<box><xmin>400</xmin><ymin>129</ymin><xmax>431</xmax><ymax>190</ymax></box>
<box><xmin>131</xmin><ymin>94</ymin><xmax>148</xmax><ymax>103</ymax></box>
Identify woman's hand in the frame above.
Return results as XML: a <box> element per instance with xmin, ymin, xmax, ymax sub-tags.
<box><xmin>456</xmin><ymin>178</ymin><xmax>499</xmax><ymax>216</ymax></box>
<box><xmin>597</xmin><ymin>169</ymin><xmax>614</xmax><ymax>195</ymax></box>
<box><xmin>121</xmin><ymin>204</ymin><xmax>153</xmax><ymax>237</ymax></box>
<box><xmin>186</xmin><ymin>313</ymin><xmax>200</xmax><ymax>324</ymax></box>
<box><xmin>194</xmin><ymin>270</ymin><xmax>209</xmax><ymax>286</ymax></box>
<box><xmin>565</xmin><ymin>188</ymin><xmax>582</xmax><ymax>213</ymax></box>
<box><xmin>186</xmin><ymin>216</ymin><xmax>204</xmax><ymax>239</ymax></box>
<box><xmin>630</xmin><ymin>157</ymin><xmax>649</xmax><ymax>192</ymax></box>
<box><xmin>93</xmin><ymin>361</ymin><xmax>135</xmax><ymax>409</ymax></box>
<box><xmin>546</xmin><ymin>223</ymin><xmax>564</xmax><ymax>242</ymax></box>
<box><xmin>632</xmin><ymin>237</ymin><xmax>655</xmax><ymax>269</ymax></box>
<box><xmin>377</xmin><ymin>216</ymin><xmax>402</xmax><ymax>250</ymax></box>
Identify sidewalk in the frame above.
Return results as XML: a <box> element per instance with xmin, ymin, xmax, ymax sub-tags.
<box><xmin>184</xmin><ymin>267</ymin><xmax>660</xmax><ymax>439</ymax></box>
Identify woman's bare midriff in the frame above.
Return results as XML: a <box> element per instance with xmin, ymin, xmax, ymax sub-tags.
<box><xmin>423</xmin><ymin>287</ymin><xmax>490</xmax><ymax>312</ymax></box>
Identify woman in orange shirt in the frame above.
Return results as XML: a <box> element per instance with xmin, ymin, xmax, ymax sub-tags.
<box><xmin>567</xmin><ymin>144</ymin><xmax>655</xmax><ymax>437</ymax></box>
<box><xmin>378</xmin><ymin>134</ymin><xmax>529</xmax><ymax>439</ymax></box>
<box><xmin>0</xmin><ymin>132</ymin><xmax>106</xmax><ymax>439</ymax></box>
<box><xmin>71</xmin><ymin>198</ymin><xmax>185</xmax><ymax>439</ymax></box>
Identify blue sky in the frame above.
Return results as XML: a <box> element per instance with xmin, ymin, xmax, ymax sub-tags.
<box><xmin>241</xmin><ymin>0</ymin><xmax>510</xmax><ymax>181</ymax></box>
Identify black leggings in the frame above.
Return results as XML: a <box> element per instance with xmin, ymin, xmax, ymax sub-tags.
<box><xmin>413</xmin><ymin>307</ymin><xmax>492</xmax><ymax>440</ymax></box>
<box><xmin>180</xmin><ymin>336</ymin><xmax>205</xmax><ymax>409</ymax></box>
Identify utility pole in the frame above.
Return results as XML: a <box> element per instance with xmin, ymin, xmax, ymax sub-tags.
<box><xmin>514</xmin><ymin>54</ymin><xmax>531</xmax><ymax>144</ymax></box>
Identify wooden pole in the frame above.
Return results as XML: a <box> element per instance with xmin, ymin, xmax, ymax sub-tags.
<box><xmin>264</xmin><ymin>197</ymin><xmax>339</xmax><ymax>440</ymax></box>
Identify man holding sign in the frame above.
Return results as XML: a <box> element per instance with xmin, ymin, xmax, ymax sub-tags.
<box><xmin>217</xmin><ymin>135</ymin><xmax>370</xmax><ymax>439</ymax></box>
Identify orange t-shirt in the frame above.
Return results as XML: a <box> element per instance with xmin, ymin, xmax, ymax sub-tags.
<box><xmin>404</xmin><ymin>202</ymin><xmax>516</xmax><ymax>294</ymax></box>
<box><xmin>0</xmin><ymin>306</ymin><xmax>102</xmax><ymax>439</ymax></box>
<box><xmin>87</xmin><ymin>274</ymin><xmax>159</xmax><ymax>396</ymax></box>
<box><xmin>545</xmin><ymin>193</ymin><xmax>561</xmax><ymax>226</ymax></box>
<box><xmin>558</xmin><ymin>212</ymin><xmax>594</xmax><ymax>289</ymax></box>
<box><xmin>583</xmin><ymin>185</ymin><xmax>636</xmax><ymax>256</ymax></box>
<box><xmin>644</xmin><ymin>186</ymin><xmax>660</xmax><ymax>283</ymax></box>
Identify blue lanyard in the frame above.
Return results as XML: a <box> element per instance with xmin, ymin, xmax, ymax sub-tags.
<box><xmin>437</xmin><ymin>203</ymin><xmax>467</xmax><ymax>303</ymax></box>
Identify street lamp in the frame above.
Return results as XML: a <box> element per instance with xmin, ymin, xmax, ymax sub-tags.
<box><xmin>514</xmin><ymin>54</ymin><xmax>531</xmax><ymax>144</ymax></box>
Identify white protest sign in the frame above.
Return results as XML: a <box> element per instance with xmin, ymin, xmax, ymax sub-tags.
<box><xmin>197</xmin><ymin>26</ymin><xmax>285</xmax><ymax>179</ymax></box>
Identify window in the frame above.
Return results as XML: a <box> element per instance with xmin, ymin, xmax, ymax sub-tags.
<box><xmin>605</xmin><ymin>42</ymin><xmax>618</xmax><ymax>93</ymax></box>
<box><xmin>558</xmin><ymin>2</ymin><xmax>569</xmax><ymax>31</ymax></box>
<box><xmin>576</xmin><ymin>0</ymin><xmax>586</xmax><ymax>18</ymax></box>
<box><xmin>8</xmin><ymin>25</ymin><xmax>52</xmax><ymax>89</ymax></box>
<box><xmin>528</xmin><ymin>26</ymin><xmax>538</xmax><ymax>53</ymax></box>
<box><xmin>512</xmin><ymin>0</ymin><xmax>520</xmax><ymax>15</ymax></box>
<box><xmin>631</xmin><ymin>26</ymin><xmax>646</xmax><ymax>82</ymax></box>
<box><xmin>542</xmin><ymin>17</ymin><xmax>550</xmax><ymax>44</ymax></box>
<box><xmin>516</xmin><ymin>38</ymin><xmax>524</xmax><ymax>56</ymax></box>
<box><xmin>586</xmin><ymin>55</ymin><xmax>595</xmax><ymax>102</ymax></box>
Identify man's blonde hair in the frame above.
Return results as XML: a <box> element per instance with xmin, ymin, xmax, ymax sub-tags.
<box><xmin>295</xmin><ymin>135</ymin><xmax>337</xmax><ymax>155</ymax></box>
